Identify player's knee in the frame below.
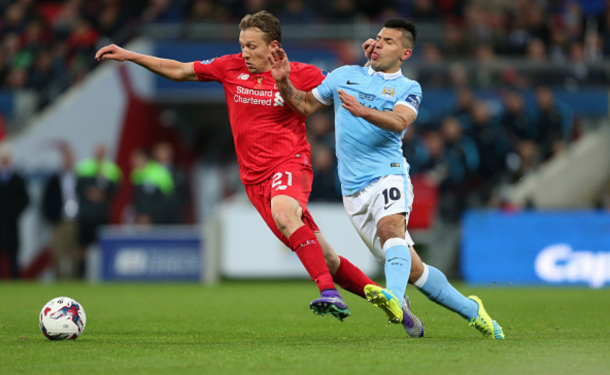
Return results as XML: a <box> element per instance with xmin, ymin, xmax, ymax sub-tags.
<box><xmin>273</xmin><ymin>211</ymin><xmax>300</xmax><ymax>233</ymax></box>
<box><xmin>378</xmin><ymin>223</ymin><xmax>403</xmax><ymax>244</ymax></box>
<box><xmin>377</xmin><ymin>214</ymin><xmax>406</xmax><ymax>244</ymax></box>
<box><xmin>273</xmin><ymin>211</ymin><xmax>289</xmax><ymax>231</ymax></box>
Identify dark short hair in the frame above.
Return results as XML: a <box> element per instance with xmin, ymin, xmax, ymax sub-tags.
<box><xmin>239</xmin><ymin>11</ymin><xmax>282</xmax><ymax>47</ymax></box>
<box><xmin>384</xmin><ymin>19</ymin><xmax>417</xmax><ymax>49</ymax></box>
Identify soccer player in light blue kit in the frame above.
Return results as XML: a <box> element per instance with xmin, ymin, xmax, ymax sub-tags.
<box><xmin>270</xmin><ymin>19</ymin><xmax>504</xmax><ymax>339</ymax></box>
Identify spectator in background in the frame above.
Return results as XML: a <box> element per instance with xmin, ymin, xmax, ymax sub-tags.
<box><xmin>153</xmin><ymin>142</ymin><xmax>188</xmax><ymax>223</ymax></box>
<box><xmin>309</xmin><ymin>144</ymin><xmax>341</xmax><ymax>202</ymax></box>
<box><xmin>524</xmin><ymin>38</ymin><xmax>567</xmax><ymax>86</ymax></box>
<box><xmin>2</xmin><ymin>33</ymin><xmax>22</xmax><ymax>68</ymax></box>
<box><xmin>328</xmin><ymin>0</ymin><xmax>359</xmax><ymax>23</ymax></box>
<box><xmin>401</xmin><ymin>124</ymin><xmax>429</xmax><ymax>175</ymax></box>
<box><xmin>5</xmin><ymin>68</ymin><xmax>28</xmax><ymax>90</ymax></box>
<box><xmin>503</xmin><ymin>4</ymin><xmax>531</xmax><ymax>55</ymax></box>
<box><xmin>306</xmin><ymin>112</ymin><xmax>335</xmax><ymax>150</ymax></box>
<box><xmin>507</xmin><ymin>139</ymin><xmax>540</xmax><ymax>183</ymax></box>
<box><xmin>465</xmin><ymin>101</ymin><xmax>510</xmax><ymax>203</ymax></box>
<box><xmin>276</xmin><ymin>0</ymin><xmax>317</xmax><ymax>24</ymax></box>
<box><xmin>445</xmin><ymin>86</ymin><xmax>475</xmax><ymax>129</ymax></box>
<box><xmin>440</xmin><ymin>116</ymin><xmax>479</xmax><ymax>185</ymax></box>
<box><xmin>410</xmin><ymin>0</ymin><xmax>441</xmax><ymax>21</ymax></box>
<box><xmin>2</xmin><ymin>3</ymin><xmax>27</xmax><ymax>35</ymax></box>
<box><xmin>500</xmin><ymin>90</ymin><xmax>536</xmax><ymax>150</ymax></box>
<box><xmin>187</xmin><ymin>0</ymin><xmax>224</xmax><ymax>24</ymax></box>
<box><xmin>525</xmin><ymin>4</ymin><xmax>550</xmax><ymax>45</ymax></box>
<box><xmin>532</xmin><ymin>86</ymin><xmax>573</xmax><ymax>159</ymax></box>
<box><xmin>21</xmin><ymin>18</ymin><xmax>51</xmax><ymax>55</ymax></box>
<box><xmin>75</xmin><ymin>144</ymin><xmax>121</xmax><ymax>278</ymax></box>
<box><xmin>66</xmin><ymin>19</ymin><xmax>99</xmax><ymax>81</ymax></box>
<box><xmin>28</xmin><ymin>49</ymin><xmax>57</xmax><ymax>91</ymax></box>
<box><xmin>473</xmin><ymin>44</ymin><xmax>501</xmax><ymax>88</ymax></box>
<box><xmin>97</xmin><ymin>0</ymin><xmax>124</xmax><ymax>38</ymax></box>
<box><xmin>442</xmin><ymin>23</ymin><xmax>473</xmax><ymax>58</ymax></box>
<box><xmin>53</xmin><ymin>0</ymin><xmax>81</xmax><ymax>40</ymax></box>
<box><xmin>548</xmin><ymin>26</ymin><xmax>569</xmax><ymax>63</ymax></box>
<box><xmin>142</xmin><ymin>0</ymin><xmax>184</xmax><ymax>23</ymax></box>
<box><xmin>417</xmin><ymin>42</ymin><xmax>449</xmax><ymax>88</ymax></box>
<box><xmin>447</xmin><ymin>62</ymin><xmax>469</xmax><ymax>87</ymax></box>
<box><xmin>41</xmin><ymin>144</ymin><xmax>79</xmax><ymax>280</ymax></box>
<box><xmin>130</xmin><ymin>148</ymin><xmax>175</xmax><ymax>226</ymax></box>
<box><xmin>568</xmin><ymin>41</ymin><xmax>606</xmax><ymax>85</ymax></box>
<box><xmin>0</xmin><ymin>146</ymin><xmax>29</xmax><ymax>279</ymax></box>
<box><xmin>419</xmin><ymin>131</ymin><xmax>449</xmax><ymax>187</ymax></box>
<box><xmin>525</xmin><ymin>38</ymin><xmax>547</xmax><ymax>62</ymax></box>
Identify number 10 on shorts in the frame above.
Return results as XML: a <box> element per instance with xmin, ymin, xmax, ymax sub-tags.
<box><xmin>382</xmin><ymin>187</ymin><xmax>401</xmax><ymax>209</ymax></box>
<box><xmin>272</xmin><ymin>172</ymin><xmax>293</xmax><ymax>191</ymax></box>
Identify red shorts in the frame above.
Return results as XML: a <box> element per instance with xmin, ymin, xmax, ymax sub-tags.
<box><xmin>245</xmin><ymin>160</ymin><xmax>320</xmax><ymax>247</ymax></box>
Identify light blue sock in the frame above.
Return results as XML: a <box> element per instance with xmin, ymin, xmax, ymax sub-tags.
<box><xmin>384</xmin><ymin>238</ymin><xmax>411</xmax><ymax>301</ymax></box>
<box><xmin>414</xmin><ymin>264</ymin><xmax>478</xmax><ymax>320</ymax></box>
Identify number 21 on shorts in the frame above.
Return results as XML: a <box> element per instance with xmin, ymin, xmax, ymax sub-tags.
<box><xmin>272</xmin><ymin>172</ymin><xmax>293</xmax><ymax>191</ymax></box>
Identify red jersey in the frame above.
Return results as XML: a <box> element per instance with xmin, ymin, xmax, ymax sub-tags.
<box><xmin>193</xmin><ymin>54</ymin><xmax>326</xmax><ymax>185</ymax></box>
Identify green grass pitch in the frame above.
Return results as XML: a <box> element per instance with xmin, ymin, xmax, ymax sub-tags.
<box><xmin>1</xmin><ymin>281</ymin><xmax>609</xmax><ymax>375</ymax></box>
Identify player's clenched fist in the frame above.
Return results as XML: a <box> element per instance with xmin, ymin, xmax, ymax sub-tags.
<box><xmin>95</xmin><ymin>44</ymin><xmax>132</xmax><ymax>62</ymax></box>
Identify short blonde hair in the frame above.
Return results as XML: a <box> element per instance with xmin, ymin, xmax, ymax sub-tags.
<box><xmin>239</xmin><ymin>11</ymin><xmax>282</xmax><ymax>47</ymax></box>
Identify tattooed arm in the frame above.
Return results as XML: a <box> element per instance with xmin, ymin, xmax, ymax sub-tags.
<box><xmin>269</xmin><ymin>48</ymin><xmax>328</xmax><ymax>117</ymax></box>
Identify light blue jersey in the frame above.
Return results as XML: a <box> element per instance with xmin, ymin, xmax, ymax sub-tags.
<box><xmin>312</xmin><ymin>66</ymin><xmax>422</xmax><ymax>196</ymax></box>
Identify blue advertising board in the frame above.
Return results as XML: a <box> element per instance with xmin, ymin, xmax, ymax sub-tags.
<box><xmin>99</xmin><ymin>227</ymin><xmax>203</xmax><ymax>281</ymax></box>
<box><xmin>462</xmin><ymin>210</ymin><xmax>610</xmax><ymax>288</ymax></box>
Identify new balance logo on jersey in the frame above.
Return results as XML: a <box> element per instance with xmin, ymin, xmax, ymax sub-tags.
<box><xmin>237</xmin><ymin>73</ymin><xmax>249</xmax><ymax>80</ymax></box>
<box><xmin>274</xmin><ymin>92</ymin><xmax>285</xmax><ymax>107</ymax></box>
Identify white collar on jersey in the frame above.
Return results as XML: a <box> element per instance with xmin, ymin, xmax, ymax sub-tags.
<box><xmin>367</xmin><ymin>66</ymin><xmax>403</xmax><ymax>80</ymax></box>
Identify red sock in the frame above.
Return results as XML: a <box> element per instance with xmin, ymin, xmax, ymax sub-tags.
<box><xmin>288</xmin><ymin>226</ymin><xmax>335</xmax><ymax>293</ymax></box>
<box><xmin>333</xmin><ymin>256</ymin><xmax>378</xmax><ymax>299</ymax></box>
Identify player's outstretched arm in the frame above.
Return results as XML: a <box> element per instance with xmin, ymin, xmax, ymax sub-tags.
<box><xmin>95</xmin><ymin>44</ymin><xmax>198</xmax><ymax>82</ymax></box>
<box><xmin>338</xmin><ymin>89</ymin><xmax>416</xmax><ymax>133</ymax></box>
<box><xmin>269</xmin><ymin>48</ymin><xmax>326</xmax><ymax>117</ymax></box>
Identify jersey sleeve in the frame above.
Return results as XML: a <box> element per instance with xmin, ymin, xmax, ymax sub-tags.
<box><xmin>292</xmin><ymin>63</ymin><xmax>327</xmax><ymax>92</ymax></box>
<box><xmin>312</xmin><ymin>67</ymin><xmax>341</xmax><ymax>106</ymax></box>
<box><xmin>395</xmin><ymin>81</ymin><xmax>423</xmax><ymax>116</ymax></box>
<box><xmin>193</xmin><ymin>55</ymin><xmax>231</xmax><ymax>83</ymax></box>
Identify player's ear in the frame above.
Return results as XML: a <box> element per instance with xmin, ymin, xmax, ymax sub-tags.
<box><xmin>400</xmin><ymin>49</ymin><xmax>412</xmax><ymax>62</ymax></box>
<box><xmin>270</xmin><ymin>40</ymin><xmax>279</xmax><ymax>49</ymax></box>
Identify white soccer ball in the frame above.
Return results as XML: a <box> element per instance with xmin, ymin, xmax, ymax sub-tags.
<box><xmin>39</xmin><ymin>297</ymin><xmax>87</xmax><ymax>340</ymax></box>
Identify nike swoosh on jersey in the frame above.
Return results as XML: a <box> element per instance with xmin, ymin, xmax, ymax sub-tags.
<box><xmin>384</xmin><ymin>202</ymin><xmax>397</xmax><ymax>210</ymax></box>
<box><xmin>346</xmin><ymin>80</ymin><xmax>360</xmax><ymax>85</ymax></box>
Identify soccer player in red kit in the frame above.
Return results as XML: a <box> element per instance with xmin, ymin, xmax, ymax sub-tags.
<box><xmin>95</xmin><ymin>11</ymin><xmax>422</xmax><ymax>332</ymax></box>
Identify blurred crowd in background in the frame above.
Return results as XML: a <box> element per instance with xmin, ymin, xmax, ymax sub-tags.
<box><xmin>0</xmin><ymin>0</ymin><xmax>608</xmax><ymax>92</ymax></box>
<box><xmin>0</xmin><ymin>141</ymin><xmax>189</xmax><ymax>279</ymax></box>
